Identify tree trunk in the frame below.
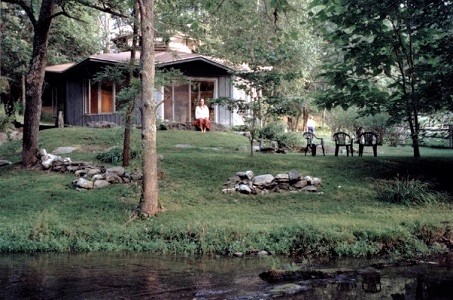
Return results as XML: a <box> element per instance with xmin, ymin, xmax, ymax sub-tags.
<box><xmin>22</xmin><ymin>0</ymin><xmax>56</xmax><ymax>167</ymax></box>
<box><xmin>122</xmin><ymin>0</ymin><xmax>140</xmax><ymax>167</ymax></box>
<box><xmin>137</xmin><ymin>0</ymin><xmax>160</xmax><ymax>216</ymax></box>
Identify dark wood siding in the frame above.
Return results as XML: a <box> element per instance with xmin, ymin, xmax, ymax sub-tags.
<box><xmin>65</xmin><ymin>79</ymin><xmax>85</xmax><ymax>126</ymax></box>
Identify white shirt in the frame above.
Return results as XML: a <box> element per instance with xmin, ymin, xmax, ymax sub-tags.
<box><xmin>195</xmin><ymin>105</ymin><xmax>209</xmax><ymax>119</ymax></box>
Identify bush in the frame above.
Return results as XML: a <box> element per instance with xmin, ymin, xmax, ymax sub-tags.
<box><xmin>275</xmin><ymin>131</ymin><xmax>304</xmax><ymax>150</ymax></box>
<box><xmin>377</xmin><ymin>176</ymin><xmax>448</xmax><ymax>205</ymax></box>
<box><xmin>96</xmin><ymin>146</ymin><xmax>138</xmax><ymax>164</ymax></box>
<box><xmin>259</xmin><ymin>122</ymin><xmax>287</xmax><ymax>140</ymax></box>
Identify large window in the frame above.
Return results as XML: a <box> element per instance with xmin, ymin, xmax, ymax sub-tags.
<box><xmin>85</xmin><ymin>80</ymin><xmax>115</xmax><ymax>114</ymax></box>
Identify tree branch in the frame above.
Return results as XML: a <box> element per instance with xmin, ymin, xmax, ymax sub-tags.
<box><xmin>3</xmin><ymin>0</ymin><xmax>37</xmax><ymax>28</ymax></box>
<box><xmin>76</xmin><ymin>0</ymin><xmax>129</xmax><ymax>18</ymax></box>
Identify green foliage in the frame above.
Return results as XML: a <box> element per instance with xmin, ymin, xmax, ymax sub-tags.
<box><xmin>377</xmin><ymin>176</ymin><xmax>448</xmax><ymax>206</ymax></box>
<box><xmin>275</xmin><ymin>131</ymin><xmax>304</xmax><ymax>150</ymax></box>
<box><xmin>96</xmin><ymin>146</ymin><xmax>137</xmax><ymax>164</ymax></box>
<box><xmin>259</xmin><ymin>122</ymin><xmax>287</xmax><ymax>140</ymax></box>
<box><xmin>312</xmin><ymin>0</ymin><xmax>453</xmax><ymax>157</ymax></box>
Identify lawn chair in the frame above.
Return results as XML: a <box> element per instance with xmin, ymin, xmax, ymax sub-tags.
<box><xmin>332</xmin><ymin>132</ymin><xmax>354</xmax><ymax>156</ymax></box>
<box><xmin>358</xmin><ymin>132</ymin><xmax>378</xmax><ymax>157</ymax></box>
<box><xmin>302</xmin><ymin>132</ymin><xmax>325</xmax><ymax>156</ymax></box>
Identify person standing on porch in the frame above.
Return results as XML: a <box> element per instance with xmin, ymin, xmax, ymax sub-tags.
<box><xmin>193</xmin><ymin>98</ymin><xmax>210</xmax><ymax>132</ymax></box>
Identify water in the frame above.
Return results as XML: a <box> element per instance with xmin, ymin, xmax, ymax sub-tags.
<box><xmin>0</xmin><ymin>252</ymin><xmax>452</xmax><ymax>299</ymax></box>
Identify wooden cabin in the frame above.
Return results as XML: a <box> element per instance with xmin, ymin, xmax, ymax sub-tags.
<box><xmin>43</xmin><ymin>49</ymin><xmax>248</xmax><ymax>127</ymax></box>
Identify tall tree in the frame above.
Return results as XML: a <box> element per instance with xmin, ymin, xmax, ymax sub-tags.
<box><xmin>3</xmin><ymin>0</ymin><xmax>127</xmax><ymax>167</ymax></box>
<box><xmin>312</xmin><ymin>0</ymin><xmax>452</xmax><ymax>157</ymax></box>
<box><xmin>136</xmin><ymin>0</ymin><xmax>161</xmax><ymax>217</ymax></box>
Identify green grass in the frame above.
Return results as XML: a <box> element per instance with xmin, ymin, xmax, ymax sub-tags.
<box><xmin>0</xmin><ymin>127</ymin><xmax>452</xmax><ymax>258</ymax></box>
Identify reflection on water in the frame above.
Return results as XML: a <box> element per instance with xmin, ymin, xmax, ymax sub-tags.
<box><xmin>0</xmin><ymin>253</ymin><xmax>452</xmax><ymax>299</ymax></box>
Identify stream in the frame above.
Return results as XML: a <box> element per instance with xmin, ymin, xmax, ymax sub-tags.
<box><xmin>0</xmin><ymin>252</ymin><xmax>452</xmax><ymax>299</ymax></box>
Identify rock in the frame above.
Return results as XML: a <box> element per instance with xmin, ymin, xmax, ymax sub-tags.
<box><xmin>288</xmin><ymin>170</ymin><xmax>300</xmax><ymax>182</ymax></box>
<box><xmin>257</xmin><ymin>250</ymin><xmax>269</xmax><ymax>256</ymax></box>
<box><xmin>252</xmin><ymin>174</ymin><xmax>274</xmax><ymax>186</ymax></box>
<box><xmin>74</xmin><ymin>169</ymin><xmax>87</xmax><ymax>177</ymax></box>
<box><xmin>304</xmin><ymin>176</ymin><xmax>313</xmax><ymax>184</ymax></box>
<box><xmin>260</xmin><ymin>269</ymin><xmax>333</xmax><ymax>283</ymax></box>
<box><xmin>94</xmin><ymin>180</ymin><xmax>110</xmax><ymax>189</ymax></box>
<box><xmin>52</xmin><ymin>147</ymin><xmax>76</xmax><ymax>155</ymax></box>
<box><xmin>233</xmin><ymin>252</ymin><xmax>244</xmax><ymax>257</ymax></box>
<box><xmin>274</xmin><ymin>173</ymin><xmax>289</xmax><ymax>182</ymax></box>
<box><xmin>86</xmin><ymin>168</ymin><xmax>102</xmax><ymax>176</ymax></box>
<box><xmin>92</xmin><ymin>174</ymin><xmax>106</xmax><ymax>181</ymax></box>
<box><xmin>269</xmin><ymin>283</ymin><xmax>310</xmax><ymax>297</ymax></box>
<box><xmin>312</xmin><ymin>177</ymin><xmax>322</xmax><ymax>186</ymax></box>
<box><xmin>277</xmin><ymin>183</ymin><xmax>290</xmax><ymax>190</ymax></box>
<box><xmin>41</xmin><ymin>153</ymin><xmax>62</xmax><ymax>169</ymax></box>
<box><xmin>238</xmin><ymin>184</ymin><xmax>252</xmax><ymax>194</ymax></box>
<box><xmin>174</xmin><ymin>144</ymin><xmax>194</xmax><ymax>149</ymax></box>
<box><xmin>106</xmin><ymin>173</ymin><xmax>123</xmax><ymax>184</ymax></box>
<box><xmin>293</xmin><ymin>179</ymin><xmax>308</xmax><ymax>189</ymax></box>
<box><xmin>37</xmin><ymin>149</ymin><xmax>48</xmax><ymax>158</ymax></box>
<box><xmin>74</xmin><ymin>178</ymin><xmax>94</xmax><ymax>189</ymax></box>
<box><xmin>302</xmin><ymin>185</ymin><xmax>317</xmax><ymax>192</ymax></box>
<box><xmin>0</xmin><ymin>160</ymin><xmax>12</xmax><ymax>167</ymax></box>
<box><xmin>222</xmin><ymin>188</ymin><xmax>236</xmax><ymax>194</ymax></box>
<box><xmin>106</xmin><ymin>166</ymin><xmax>125</xmax><ymax>176</ymax></box>
<box><xmin>236</xmin><ymin>171</ymin><xmax>254</xmax><ymax>180</ymax></box>
<box><xmin>130</xmin><ymin>172</ymin><xmax>142</xmax><ymax>181</ymax></box>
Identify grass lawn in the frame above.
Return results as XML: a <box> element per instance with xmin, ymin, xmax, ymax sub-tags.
<box><xmin>0</xmin><ymin>127</ymin><xmax>452</xmax><ymax>258</ymax></box>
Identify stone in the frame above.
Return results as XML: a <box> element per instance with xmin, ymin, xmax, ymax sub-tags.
<box><xmin>222</xmin><ymin>188</ymin><xmax>236</xmax><ymax>194</ymax></box>
<box><xmin>92</xmin><ymin>174</ymin><xmax>105</xmax><ymax>181</ymax></box>
<box><xmin>302</xmin><ymin>185</ymin><xmax>317</xmax><ymax>192</ymax></box>
<box><xmin>236</xmin><ymin>171</ymin><xmax>253</xmax><ymax>180</ymax></box>
<box><xmin>0</xmin><ymin>160</ymin><xmax>12</xmax><ymax>167</ymax></box>
<box><xmin>86</xmin><ymin>168</ymin><xmax>102</xmax><ymax>176</ymax></box>
<box><xmin>288</xmin><ymin>170</ymin><xmax>300</xmax><ymax>182</ymax></box>
<box><xmin>274</xmin><ymin>173</ymin><xmax>289</xmax><ymax>182</ymax></box>
<box><xmin>252</xmin><ymin>174</ymin><xmax>274</xmax><ymax>186</ymax></box>
<box><xmin>106</xmin><ymin>173</ymin><xmax>123</xmax><ymax>184</ymax></box>
<box><xmin>41</xmin><ymin>153</ymin><xmax>61</xmax><ymax>169</ymax></box>
<box><xmin>257</xmin><ymin>250</ymin><xmax>269</xmax><ymax>256</ymax></box>
<box><xmin>293</xmin><ymin>179</ymin><xmax>308</xmax><ymax>189</ymax></box>
<box><xmin>238</xmin><ymin>184</ymin><xmax>252</xmax><ymax>194</ymax></box>
<box><xmin>269</xmin><ymin>284</ymin><xmax>310</xmax><ymax>297</ymax></box>
<box><xmin>106</xmin><ymin>166</ymin><xmax>125</xmax><ymax>176</ymax></box>
<box><xmin>74</xmin><ymin>169</ymin><xmax>86</xmax><ymax>177</ymax></box>
<box><xmin>277</xmin><ymin>183</ymin><xmax>290</xmax><ymax>190</ymax></box>
<box><xmin>304</xmin><ymin>176</ymin><xmax>313</xmax><ymax>184</ymax></box>
<box><xmin>245</xmin><ymin>170</ymin><xmax>254</xmax><ymax>180</ymax></box>
<box><xmin>94</xmin><ymin>180</ymin><xmax>110</xmax><ymax>189</ymax></box>
<box><xmin>52</xmin><ymin>147</ymin><xmax>76</xmax><ymax>155</ymax></box>
<box><xmin>74</xmin><ymin>178</ymin><xmax>94</xmax><ymax>189</ymax></box>
<box><xmin>130</xmin><ymin>172</ymin><xmax>142</xmax><ymax>181</ymax></box>
<box><xmin>233</xmin><ymin>252</ymin><xmax>244</xmax><ymax>257</ymax></box>
<box><xmin>312</xmin><ymin>177</ymin><xmax>322</xmax><ymax>186</ymax></box>
<box><xmin>37</xmin><ymin>149</ymin><xmax>48</xmax><ymax>158</ymax></box>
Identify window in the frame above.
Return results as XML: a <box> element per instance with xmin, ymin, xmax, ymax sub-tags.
<box><xmin>85</xmin><ymin>80</ymin><xmax>115</xmax><ymax>114</ymax></box>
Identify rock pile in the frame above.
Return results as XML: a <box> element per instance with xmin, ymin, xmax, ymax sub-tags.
<box><xmin>38</xmin><ymin>149</ymin><xmax>142</xmax><ymax>190</ymax></box>
<box><xmin>222</xmin><ymin>170</ymin><xmax>322</xmax><ymax>195</ymax></box>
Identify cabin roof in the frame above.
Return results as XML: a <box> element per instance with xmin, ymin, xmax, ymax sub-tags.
<box><xmin>46</xmin><ymin>51</ymin><xmax>247</xmax><ymax>75</ymax></box>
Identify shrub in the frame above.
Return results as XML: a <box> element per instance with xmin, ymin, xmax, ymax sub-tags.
<box><xmin>259</xmin><ymin>122</ymin><xmax>287</xmax><ymax>140</ymax></box>
<box><xmin>275</xmin><ymin>131</ymin><xmax>304</xmax><ymax>150</ymax></box>
<box><xmin>96</xmin><ymin>146</ymin><xmax>138</xmax><ymax>164</ymax></box>
<box><xmin>377</xmin><ymin>176</ymin><xmax>448</xmax><ymax>205</ymax></box>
